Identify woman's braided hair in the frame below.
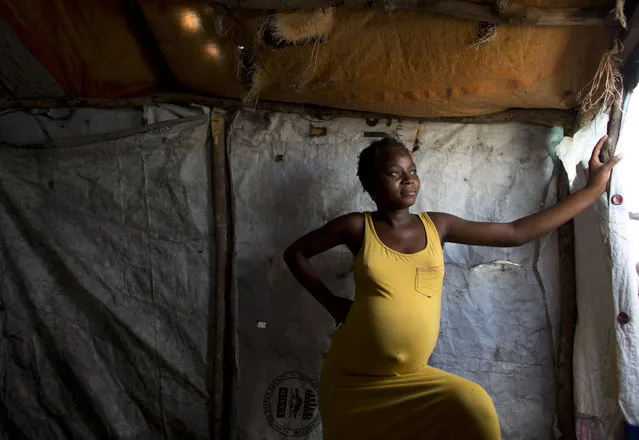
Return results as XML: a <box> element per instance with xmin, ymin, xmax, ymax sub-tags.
<box><xmin>356</xmin><ymin>138</ymin><xmax>407</xmax><ymax>193</ymax></box>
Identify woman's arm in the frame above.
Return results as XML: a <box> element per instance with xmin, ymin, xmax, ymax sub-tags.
<box><xmin>283</xmin><ymin>213</ymin><xmax>364</xmax><ymax>324</ymax></box>
<box><xmin>430</xmin><ymin>135</ymin><xmax>622</xmax><ymax>247</ymax></box>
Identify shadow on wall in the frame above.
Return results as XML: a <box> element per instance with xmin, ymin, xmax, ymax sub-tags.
<box><xmin>265</xmin><ymin>141</ymin><xmax>355</xmax><ymax>338</ymax></box>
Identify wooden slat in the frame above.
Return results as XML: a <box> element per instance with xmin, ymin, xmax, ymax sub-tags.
<box><xmin>209</xmin><ymin>0</ymin><xmax>617</xmax><ymax>26</ymax></box>
<box><xmin>556</xmin><ymin>164</ymin><xmax>577</xmax><ymax>440</ymax></box>
<box><xmin>603</xmin><ymin>88</ymin><xmax>624</xmax><ymax>163</ymax></box>
<box><xmin>0</xmin><ymin>93</ymin><xmax>578</xmax><ymax>128</ymax></box>
<box><xmin>209</xmin><ymin>108</ymin><xmax>231</xmax><ymax>440</ymax></box>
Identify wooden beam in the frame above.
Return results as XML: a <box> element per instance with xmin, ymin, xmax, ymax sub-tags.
<box><xmin>430</xmin><ymin>0</ymin><xmax>613</xmax><ymax>26</ymax></box>
<box><xmin>0</xmin><ymin>94</ymin><xmax>578</xmax><ymax>129</ymax></box>
<box><xmin>209</xmin><ymin>108</ymin><xmax>231</xmax><ymax>440</ymax></box>
<box><xmin>120</xmin><ymin>0</ymin><xmax>179</xmax><ymax>90</ymax></box>
<box><xmin>556</xmin><ymin>164</ymin><xmax>577</xmax><ymax>440</ymax></box>
<box><xmin>601</xmin><ymin>78</ymin><xmax>624</xmax><ymax>199</ymax></box>
<box><xmin>603</xmin><ymin>87</ymin><xmax>624</xmax><ymax>163</ymax></box>
<box><xmin>209</xmin><ymin>0</ymin><xmax>617</xmax><ymax>26</ymax></box>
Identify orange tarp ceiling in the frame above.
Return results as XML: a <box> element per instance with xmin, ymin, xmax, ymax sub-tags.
<box><xmin>0</xmin><ymin>0</ymin><xmax>615</xmax><ymax>117</ymax></box>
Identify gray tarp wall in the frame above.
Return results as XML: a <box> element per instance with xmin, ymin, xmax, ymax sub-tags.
<box><xmin>0</xmin><ymin>109</ymin><xmax>213</xmax><ymax>439</ymax></box>
<box><xmin>4</xmin><ymin>106</ymin><xmax>624</xmax><ymax>440</ymax></box>
<box><xmin>229</xmin><ymin>110</ymin><xmax>563</xmax><ymax>440</ymax></box>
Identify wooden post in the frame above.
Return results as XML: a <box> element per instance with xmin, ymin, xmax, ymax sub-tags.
<box><xmin>209</xmin><ymin>108</ymin><xmax>230</xmax><ymax>440</ymax></box>
<box><xmin>556</xmin><ymin>164</ymin><xmax>577</xmax><ymax>440</ymax></box>
<box><xmin>603</xmin><ymin>89</ymin><xmax>624</xmax><ymax>162</ymax></box>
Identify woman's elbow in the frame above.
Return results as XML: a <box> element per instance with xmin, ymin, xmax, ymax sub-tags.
<box><xmin>283</xmin><ymin>246</ymin><xmax>295</xmax><ymax>265</ymax></box>
<box><xmin>506</xmin><ymin>225</ymin><xmax>529</xmax><ymax>247</ymax></box>
<box><xmin>509</xmin><ymin>237</ymin><xmax>528</xmax><ymax>247</ymax></box>
<box><xmin>283</xmin><ymin>245</ymin><xmax>304</xmax><ymax>267</ymax></box>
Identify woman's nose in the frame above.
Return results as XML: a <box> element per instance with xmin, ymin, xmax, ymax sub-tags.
<box><xmin>402</xmin><ymin>174</ymin><xmax>416</xmax><ymax>184</ymax></box>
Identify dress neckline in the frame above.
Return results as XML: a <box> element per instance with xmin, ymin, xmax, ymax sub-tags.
<box><xmin>367</xmin><ymin>212</ymin><xmax>429</xmax><ymax>257</ymax></box>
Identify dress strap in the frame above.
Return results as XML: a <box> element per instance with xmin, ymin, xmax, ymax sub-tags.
<box><xmin>362</xmin><ymin>211</ymin><xmax>375</xmax><ymax>248</ymax></box>
<box><xmin>419</xmin><ymin>212</ymin><xmax>444</xmax><ymax>250</ymax></box>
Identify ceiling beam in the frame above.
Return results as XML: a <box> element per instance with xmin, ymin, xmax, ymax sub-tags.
<box><xmin>209</xmin><ymin>0</ymin><xmax>618</xmax><ymax>26</ymax></box>
<box><xmin>0</xmin><ymin>93</ymin><xmax>577</xmax><ymax>129</ymax></box>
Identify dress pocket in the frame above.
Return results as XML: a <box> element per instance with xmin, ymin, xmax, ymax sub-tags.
<box><xmin>415</xmin><ymin>266</ymin><xmax>444</xmax><ymax>298</ymax></box>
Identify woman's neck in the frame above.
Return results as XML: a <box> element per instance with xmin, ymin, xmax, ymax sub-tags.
<box><xmin>373</xmin><ymin>208</ymin><xmax>413</xmax><ymax>227</ymax></box>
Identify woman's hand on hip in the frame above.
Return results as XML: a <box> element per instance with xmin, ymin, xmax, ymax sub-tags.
<box><xmin>327</xmin><ymin>295</ymin><xmax>353</xmax><ymax>325</ymax></box>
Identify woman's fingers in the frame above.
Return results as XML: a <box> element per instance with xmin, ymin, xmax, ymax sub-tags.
<box><xmin>604</xmin><ymin>154</ymin><xmax>623</xmax><ymax>170</ymax></box>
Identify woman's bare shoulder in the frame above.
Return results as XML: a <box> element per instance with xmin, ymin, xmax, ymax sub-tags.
<box><xmin>326</xmin><ymin>212</ymin><xmax>365</xmax><ymax>236</ymax></box>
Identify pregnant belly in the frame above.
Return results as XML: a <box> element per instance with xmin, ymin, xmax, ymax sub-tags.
<box><xmin>326</xmin><ymin>296</ymin><xmax>441</xmax><ymax>375</ymax></box>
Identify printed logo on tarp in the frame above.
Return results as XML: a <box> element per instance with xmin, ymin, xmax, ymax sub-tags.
<box><xmin>263</xmin><ymin>371</ymin><xmax>320</xmax><ymax>436</ymax></box>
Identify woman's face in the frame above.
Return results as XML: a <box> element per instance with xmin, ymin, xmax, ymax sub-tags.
<box><xmin>369</xmin><ymin>147</ymin><xmax>420</xmax><ymax>209</ymax></box>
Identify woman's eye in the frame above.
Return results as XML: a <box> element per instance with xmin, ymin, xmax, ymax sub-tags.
<box><xmin>410</xmin><ymin>170</ymin><xmax>417</xmax><ymax>175</ymax></box>
<box><xmin>390</xmin><ymin>171</ymin><xmax>400</xmax><ymax>177</ymax></box>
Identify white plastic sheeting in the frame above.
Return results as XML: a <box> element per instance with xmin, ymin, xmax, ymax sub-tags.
<box><xmin>142</xmin><ymin>104</ymin><xmax>209</xmax><ymax>125</ymax></box>
<box><xmin>556</xmin><ymin>94</ymin><xmax>639</xmax><ymax>438</ymax></box>
<box><xmin>612</xmin><ymin>91</ymin><xmax>639</xmax><ymax>429</ymax></box>
<box><xmin>557</xmin><ymin>116</ymin><xmax>622</xmax><ymax>439</ymax></box>
<box><xmin>0</xmin><ymin>115</ymin><xmax>213</xmax><ymax>439</ymax></box>
<box><xmin>0</xmin><ymin>108</ymin><xmax>145</xmax><ymax>145</ymax></box>
<box><xmin>229</xmin><ymin>110</ymin><xmax>564</xmax><ymax>439</ymax></box>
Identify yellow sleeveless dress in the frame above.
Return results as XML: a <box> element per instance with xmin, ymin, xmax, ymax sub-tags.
<box><xmin>319</xmin><ymin>212</ymin><xmax>501</xmax><ymax>440</ymax></box>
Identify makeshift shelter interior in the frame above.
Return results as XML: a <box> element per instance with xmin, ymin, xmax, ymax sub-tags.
<box><xmin>0</xmin><ymin>0</ymin><xmax>638</xmax><ymax>439</ymax></box>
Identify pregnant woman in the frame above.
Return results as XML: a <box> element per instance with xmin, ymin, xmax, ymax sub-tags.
<box><xmin>283</xmin><ymin>136</ymin><xmax>619</xmax><ymax>440</ymax></box>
